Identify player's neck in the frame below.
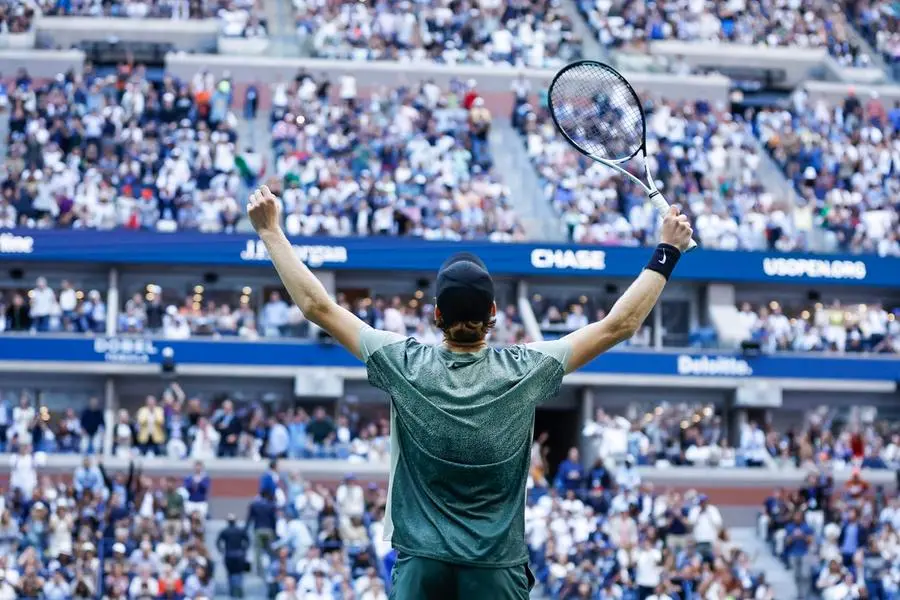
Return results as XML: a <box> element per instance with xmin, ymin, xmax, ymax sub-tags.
<box><xmin>442</xmin><ymin>340</ymin><xmax>488</xmax><ymax>353</ymax></box>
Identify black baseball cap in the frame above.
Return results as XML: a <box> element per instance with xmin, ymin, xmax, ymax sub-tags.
<box><xmin>435</xmin><ymin>252</ymin><xmax>495</xmax><ymax>325</ymax></box>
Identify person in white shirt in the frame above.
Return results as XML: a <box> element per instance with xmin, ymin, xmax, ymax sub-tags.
<box><xmin>359</xmin><ymin>578</ymin><xmax>388</xmax><ymax>600</ymax></box>
<box><xmin>382</xmin><ymin>297</ymin><xmax>406</xmax><ymax>335</ymax></box>
<box><xmin>336</xmin><ymin>474</ymin><xmax>365</xmax><ymax>519</ymax></box>
<box><xmin>57</xmin><ymin>280</ymin><xmax>78</xmax><ymax>330</ymax></box>
<box><xmin>302</xmin><ymin>571</ymin><xmax>334</xmax><ymax>600</ymax></box>
<box><xmin>275</xmin><ymin>576</ymin><xmax>302</xmax><ymax>600</ymax></box>
<box><xmin>190</xmin><ymin>417</ymin><xmax>221</xmax><ymax>461</ymax></box>
<box><xmin>266</xmin><ymin>417</ymin><xmax>290</xmax><ymax>458</ymax></box>
<box><xmin>565</xmin><ymin>304</ymin><xmax>589</xmax><ymax>331</ymax></box>
<box><xmin>740</xmin><ymin>421</ymin><xmax>768</xmax><ymax>467</ymax></box>
<box><xmin>10</xmin><ymin>443</ymin><xmax>38</xmax><ymax>501</ymax></box>
<box><xmin>127</xmin><ymin>564</ymin><xmax>159</xmax><ymax>599</ymax></box>
<box><xmin>634</xmin><ymin>537</ymin><xmax>663</xmax><ymax>596</ymax></box>
<box><xmin>689</xmin><ymin>495</ymin><xmax>723</xmax><ymax>560</ymax></box>
<box><xmin>11</xmin><ymin>395</ymin><xmax>35</xmax><ymax>445</ymax></box>
<box><xmin>29</xmin><ymin>277</ymin><xmax>56</xmax><ymax>332</ymax></box>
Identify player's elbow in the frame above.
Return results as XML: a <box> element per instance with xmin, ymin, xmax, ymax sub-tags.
<box><xmin>610</xmin><ymin>316</ymin><xmax>640</xmax><ymax>343</ymax></box>
<box><xmin>301</xmin><ymin>297</ymin><xmax>332</xmax><ymax>324</ymax></box>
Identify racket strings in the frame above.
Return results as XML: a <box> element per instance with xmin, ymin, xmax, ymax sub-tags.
<box><xmin>549</xmin><ymin>62</ymin><xmax>645</xmax><ymax>161</ymax></box>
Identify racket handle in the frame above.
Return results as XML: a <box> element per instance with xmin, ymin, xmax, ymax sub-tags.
<box><xmin>648</xmin><ymin>191</ymin><xmax>699</xmax><ymax>253</ymax></box>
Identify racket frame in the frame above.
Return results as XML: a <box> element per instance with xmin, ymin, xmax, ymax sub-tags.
<box><xmin>548</xmin><ymin>59</ymin><xmax>697</xmax><ymax>252</ymax></box>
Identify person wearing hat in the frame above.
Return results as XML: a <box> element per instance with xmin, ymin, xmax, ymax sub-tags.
<box><xmin>246</xmin><ymin>185</ymin><xmax>694</xmax><ymax>599</ymax></box>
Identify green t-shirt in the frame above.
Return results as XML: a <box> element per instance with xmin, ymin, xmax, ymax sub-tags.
<box><xmin>360</xmin><ymin>326</ymin><xmax>571</xmax><ymax>568</ymax></box>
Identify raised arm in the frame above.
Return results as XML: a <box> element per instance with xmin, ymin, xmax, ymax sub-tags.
<box><xmin>562</xmin><ymin>206</ymin><xmax>693</xmax><ymax>373</ymax></box>
<box><xmin>247</xmin><ymin>186</ymin><xmax>366</xmax><ymax>360</ymax></box>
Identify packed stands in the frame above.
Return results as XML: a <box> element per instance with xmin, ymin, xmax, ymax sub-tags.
<box><xmin>0</xmin><ymin>278</ymin><xmax>106</xmax><ymax>334</ymax></box>
<box><xmin>0</xmin><ymin>277</ymin><xmax>529</xmax><ymax>345</ymax></box>
<box><xmin>739</xmin><ymin>300</ymin><xmax>900</xmax><ymax>354</ymax></box>
<box><xmin>294</xmin><ymin>0</ymin><xmax>583</xmax><ymax>67</ymax></box>
<box><xmin>847</xmin><ymin>0</ymin><xmax>900</xmax><ymax>79</ymax></box>
<box><xmin>755</xmin><ymin>90</ymin><xmax>900</xmax><ymax>257</ymax></box>
<box><xmin>1</xmin><ymin>65</ymin><xmax>262</xmax><ymax>233</ymax></box>
<box><xmin>4</xmin><ymin>446</ymin><xmax>394</xmax><ymax>599</ymax></box>
<box><xmin>576</xmin><ymin>0</ymin><xmax>870</xmax><ymax>67</ymax></box>
<box><xmin>758</xmin><ymin>465</ymin><xmax>900</xmax><ymax>600</ymax></box>
<box><xmin>513</xmin><ymin>94</ymin><xmax>780</xmax><ymax>250</ymax></box>
<box><xmin>269</xmin><ymin>74</ymin><xmax>526</xmax><ymax>241</ymax></box>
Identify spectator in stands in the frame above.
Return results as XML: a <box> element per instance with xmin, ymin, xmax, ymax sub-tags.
<box><xmin>79</xmin><ymin>396</ymin><xmax>105</xmax><ymax>454</ymax></box>
<box><xmin>136</xmin><ymin>395</ymin><xmax>166</xmax><ymax>456</ymax></box>
<box><xmin>29</xmin><ymin>276</ymin><xmax>55</xmax><ymax>333</ymax></box>
<box><xmin>246</xmin><ymin>490</ymin><xmax>279</xmax><ymax>575</ymax></box>
<box><xmin>211</xmin><ymin>399</ymin><xmax>240</xmax><ymax>458</ymax></box>
<box><xmin>3</xmin><ymin>293</ymin><xmax>30</xmax><ymax>331</ymax></box>
<box><xmin>184</xmin><ymin>460</ymin><xmax>212</xmax><ymax>519</ymax></box>
<box><xmin>555</xmin><ymin>447</ymin><xmax>585</xmax><ymax>495</ymax></box>
<box><xmin>689</xmin><ymin>494</ymin><xmax>723</xmax><ymax>561</ymax></box>
<box><xmin>219</xmin><ymin>513</ymin><xmax>251</xmax><ymax>598</ymax></box>
<box><xmin>261</xmin><ymin>291</ymin><xmax>290</xmax><ymax>337</ymax></box>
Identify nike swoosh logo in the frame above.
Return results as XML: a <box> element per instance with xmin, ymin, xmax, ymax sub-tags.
<box><xmin>659</xmin><ymin>252</ymin><xmax>667</xmax><ymax>265</ymax></box>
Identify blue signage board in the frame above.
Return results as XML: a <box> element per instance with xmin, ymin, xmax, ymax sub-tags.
<box><xmin>0</xmin><ymin>336</ymin><xmax>897</xmax><ymax>382</ymax></box>
<box><xmin>1</xmin><ymin>229</ymin><xmax>898</xmax><ymax>287</ymax></box>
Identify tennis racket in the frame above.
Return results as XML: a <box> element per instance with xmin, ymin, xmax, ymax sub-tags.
<box><xmin>548</xmin><ymin>59</ymin><xmax>698</xmax><ymax>252</ymax></box>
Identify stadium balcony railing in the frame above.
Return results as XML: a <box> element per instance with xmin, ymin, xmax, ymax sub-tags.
<box><xmin>637</xmin><ymin>41</ymin><xmax>890</xmax><ymax>86</ymax></box>
<box><xmin>12</xmin><ymin>454</ymin><xmax>897</xmax><ymax>507</ymax></box>
<box><xmin>19</xmin><ymin>15</ymin><xmax>269</xmax><ymax>55</ymax></box>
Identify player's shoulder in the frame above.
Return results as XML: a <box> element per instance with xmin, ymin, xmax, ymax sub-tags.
<box><xmin>522</xmin><ymin>338</ymin><xmax>573</xmax><ymax>369</ymax></box>
<box><xmin>359</xmin><ymin>327</ymin><xmax>412</xmax><ymax>362</ymax></box>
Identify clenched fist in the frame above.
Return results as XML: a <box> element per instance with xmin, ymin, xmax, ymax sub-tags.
<box><xmin>659</xmin><ymin>205</ymin><xmax>694</xmax><ymax>253</ymax></box>
<box><xmin>248</xmin><ymin>185</ymin><xmax>282</xmax><ymax>235</ymax></box>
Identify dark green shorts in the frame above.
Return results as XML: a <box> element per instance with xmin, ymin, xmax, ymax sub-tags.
<box><xmin>389</xmin><ymin>553</ymin><xmax>534</xmax><ymax>600</ymax></box>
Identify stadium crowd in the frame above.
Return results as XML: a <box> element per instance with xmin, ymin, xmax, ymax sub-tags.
<box><xmin>738</xmin><ymin>300</ymin><xmax>900</xmax><ymax>354</ymax></box>
<box><xmin>758</xmin><ymin>457</ymin><xmax>900</xmax><ymax>600</ymax></box>
<box><xmin>0</xmin><ymin>382</ymin><xmax>395</xmax><ymax>462</ymax></box>
<box><xmin>0</xmin><ymin>65</ymin><xmax>260</xmax><ymax>233</ymax></box>
<box><xmin>755</xmin><ymin>89</ymin><xmax>900</xmax><ymax>257</ymax></box>
<box><xmin>269</xmin><ymin>73</ymin><xmax>525</xmax><ymax>242</ymax></box>
<box><xmin>294</xmin><ymin>0</ymin><xmax>582</xmax><ymax>67</ymax></box>
<box><xmin>4</xmin><ymin>382</ymin><xmax>900</xmax><ymax>597</ymax></box>
<box><xmin>512</xmin><ymin>93</ymin><xmax>783</xmax><ymax>251</ymax></box>
<box><xmin>0</xmin><ymin>276</ymin><xmax>529</xmax><ymax>345</ymax></box>
<box><xmin>526</xmin><ymin>430</ymin><xmax>778</xmax><ymax>599</ymax></box>
<box><xmin>3</xmin><ymin>0</ymin><xmax>267</xmax><ymax>37</ymax></box>
<box><xmin>847</xmin><ymin>0</ymin><xmax>900</xmax><ymax>79</ymax></box>
<box><xmin>3</xmin><ymin>445</ymin><xmax>395</xmax><ymax>599</ymax></box>
<box><xmin>576</xmin><ymin>0</ymin><xmax>870</xmax><ymax>68</ymax></box>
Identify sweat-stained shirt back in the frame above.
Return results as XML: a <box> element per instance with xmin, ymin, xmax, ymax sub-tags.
<box><xmin>359</xmin><ymin>326</ymin><xmax>571</xmax><ymax>568</ymax></box>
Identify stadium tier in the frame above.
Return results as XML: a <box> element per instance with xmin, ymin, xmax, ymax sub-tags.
<box><xmin>577</xmin><ymin>0</ymin><xmax>868</xmax><ymax>67</ymax></box>
<box><xmin>1</xmin><ymin>7</ymin><xmax>900</xmax><ymax>600</ymax></box>
<box><xmin>295</xmin><ymin>0</ymin><xmax>583</xmax><ymax>66</ymax></box>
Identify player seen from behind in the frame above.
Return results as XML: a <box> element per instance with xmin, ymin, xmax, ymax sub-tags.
<box><xmin>246</xmin><ymin>185</ymin><xmax>694</xmax><ymax>599</ymax></box>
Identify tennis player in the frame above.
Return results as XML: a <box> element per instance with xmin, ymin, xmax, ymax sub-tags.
<box><xmin>247</xmin><ymin>185</ymin><xmax>693</xmax><ymax>599</ymax></box>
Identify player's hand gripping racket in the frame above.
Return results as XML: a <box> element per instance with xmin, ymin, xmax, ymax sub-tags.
<box><xmin>548</xmin><ymin>60</ymin><xmax>698</xmax><ymax>252</ymax></box>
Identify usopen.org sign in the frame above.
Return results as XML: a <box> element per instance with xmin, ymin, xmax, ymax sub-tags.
<box><xmin>93</xmin><ymin>338</ymin><xmax>159</xmax><ymax>364</ymax></box>
<box><xmin>762</xmin><ymin>257</ymin><xmax>867</xmax><ymax>281</ymax></box>
<box><xmin>240</xmin><ymin>240</ymin><xmax>348</xmax><ymax>268</ymax></box>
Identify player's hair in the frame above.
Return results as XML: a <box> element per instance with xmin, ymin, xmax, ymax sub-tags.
<box><xmin>435</xmin><ymin>314</ymin><xmax>496</xmax><ymax>344</ymax></box>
